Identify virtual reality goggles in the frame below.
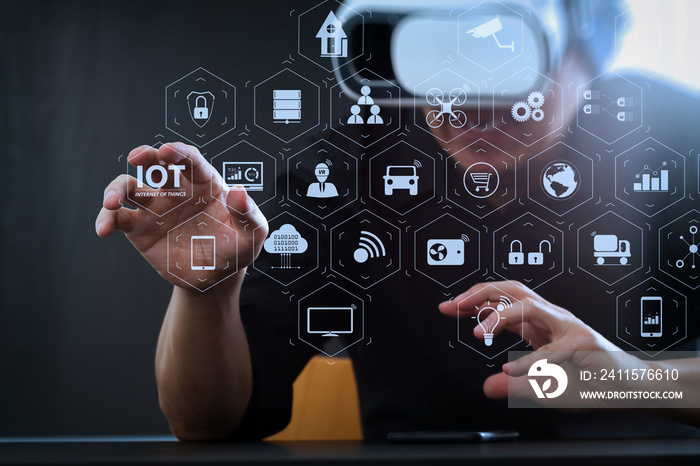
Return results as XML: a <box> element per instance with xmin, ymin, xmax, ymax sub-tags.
<box><xmin>333</xmin><ymin>0</ymin><xmax>617</xmax><ymax>107</ymax></box>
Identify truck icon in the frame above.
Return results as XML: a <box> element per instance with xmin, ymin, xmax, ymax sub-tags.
<box><xmin>593</xmin><ymin>234</ymin><xmax>630</xmax><ymax>265</ymax></box>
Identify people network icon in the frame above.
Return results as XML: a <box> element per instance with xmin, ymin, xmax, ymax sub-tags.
<box><xmin>348</xmin><ymin>86</ymin><xmax>383</xmax><ymax>125</ymax></box>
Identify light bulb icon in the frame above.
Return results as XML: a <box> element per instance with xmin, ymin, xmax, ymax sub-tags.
<box><xmin>474</xmin><ymin>299</ymin><xmax>510</xmax><ymax>346</ymax></box>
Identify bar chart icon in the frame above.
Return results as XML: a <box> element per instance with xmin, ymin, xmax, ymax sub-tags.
<box><xmin>633</xmin><ymin>161</ymin><xmax>668</xmax><ymax>192</ymax></box>
<box><xmin>273</xmin><ymin>90</ymin><xmax>301</xmax><ymax>124</ymax></box>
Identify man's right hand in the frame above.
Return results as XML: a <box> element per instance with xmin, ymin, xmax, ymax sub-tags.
<box><xmin>95</xmin><ymin>142</ymin><xmax>268</xmax><ymax>291</ymax></box>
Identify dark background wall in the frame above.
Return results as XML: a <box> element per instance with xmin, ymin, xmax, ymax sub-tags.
<box><xmin>0</xmin><ymin>0</ymin><xmax>330</xmax><ymax>436</ymax></box>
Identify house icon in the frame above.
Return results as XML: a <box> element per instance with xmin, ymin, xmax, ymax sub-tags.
<box><xmin>316</xmin><ymin>11</ymin><xmax>347</xmax><ymax>58</ymax></box>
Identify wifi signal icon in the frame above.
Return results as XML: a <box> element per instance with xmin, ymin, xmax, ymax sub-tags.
<box><xmin>496</xmin><ymin>297</ymin><xmax>513</xmax><ymax>311</ymax></box>
<box><xmin>353</xmin><ymin>231</ymin><xmax>386</xmax><ymax>264</ymax></box>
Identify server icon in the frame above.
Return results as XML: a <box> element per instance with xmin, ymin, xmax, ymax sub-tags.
<box><xmin>273</xmin><ymin>90</ymin><xmax>301</xmax><ymax>124</ymax></box>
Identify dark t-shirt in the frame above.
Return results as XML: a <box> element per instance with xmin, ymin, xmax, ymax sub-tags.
<box><xmin>234</xmin><ymin>74</ymin><xmax>700</xmax><ymax>441</ymax></box>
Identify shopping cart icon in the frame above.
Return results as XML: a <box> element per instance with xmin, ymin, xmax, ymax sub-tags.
<box><xmin>463</xmin><ymin>162</ymin><xmax>499</xmax><ymax>199</ymax></box>
<box><xmin>470</xmin><ymin>172</ymin><xmax>492</xmax><ymax>192</ymax></box>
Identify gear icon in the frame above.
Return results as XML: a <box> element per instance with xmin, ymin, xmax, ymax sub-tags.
<box><xmin>511</xmin><ymin>102</ymin><xmax>531</xmax><ymax>122</ymax></box>
<box><xmin>528</xmin><ymin>91</ymin><xmax>545</xmax><ymax>109</ymax></box>
<box><xmin>532</xmin><ymin>108</ymin><xmax>545</xmax><ymax>122</ymax></box>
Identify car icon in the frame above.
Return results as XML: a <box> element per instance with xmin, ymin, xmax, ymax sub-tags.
<box><xmin>383</xmin><ymin>165</ymin><xmax>419</xmax><ymax>196</ymax></box>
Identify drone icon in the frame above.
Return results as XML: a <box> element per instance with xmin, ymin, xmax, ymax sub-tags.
<box><xmin>425</xmin><ymin>87</ymin><xmax>468</xmax><ymax>129</ymax></box>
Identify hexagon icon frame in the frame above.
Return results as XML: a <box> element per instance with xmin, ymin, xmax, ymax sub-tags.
<box><xmin>330</xmin><ymin>209</ymin><xmax>401</xmax><ymax>290</ymax></box>
<box><xmin>330</xmin><ymin>68</ymin><xmax>401</xmax><ymax>148</ymax></box>
<box><xmin>492</xmin><ymin>212</ymin><xmax>564</xmax><ymax>290</ymax></box>
<box><xmin>615</xmin><ymin>137</ymin><xmax>685</xmax><ymax>218</ymax></box>
<box><xmin>616</xmin><ymin>278</ymin><xmax>687</xmax><ymax>358</ymax></box>
<box><xmin>253</xmin><ymin>68</ymin><xmax>320</xmax><ymax>144</ymax></box>
<box><xmin>286</xmin><ymin>139</ymin><xmax>357</xmax><ymax>219</ymax></box>
<box><xmin>658</xmin><ymin>209</ymin><xmax>700</xmax><ymax>290</ymax></box>
<box><xmin>413</xmin><ymin>69</ymin><xmax>480</xmax><ymax>144</ymax></box>
<box><xmin>446</xmin><ymin>138</ymin><xmax>517</xmax><ymax>219</ymax></box>
<box><xmin>493</xmin><ymin>67</ymin><xmax>564</xmax><ymax>147</ymax></box>
<box><xmin>527</xmin><ymin>141</ymin><xmax>593</xmax><ymax>217</ymax></box>
<box><xmin>125</xmin><ymin>144</ymin><xmax>194</xmax><ymax>217</ymax></box>
<box><xmin>210</xmin><ymin>140</ymin><xmax>277</xmax><ymax>216</ymax></box>
<box><xmin>253</xmin><ymin>211</ymin><xmax>319</xmax><ymax>287</ymax></box>
<box><xmin>166</xmin><ymin>212</ymin><xmax>239</xmax><ymax>293</ymax></box>
<box><xmin>614</xmin><ymin>9</ymin><xmax>662</xmax><ymax>80</ymax></box>
<box><xmin>297</xmin><ymin>282</ymin><xmax>365</xmax><ymax>357</ymax></box>
<box><xmin>368</xmin><ymin>141</ymin><xmax>435</xmax><ymax>216</ymax></box>
<box><xmin>413</xmin><ymin>213</ymin><xmax>481</xmax><ymax>288</ymax></box>
<box><xmin>576</xmin><ymin>70</ymin><xmax>643</xmax><ymax>145</ymax></box>
<box><xmin>297</xmin><ymin>0</ymin><xmax>364</xmax><ymax>73</ymax></box>
<box><xmin>165</xmin><ymin>67</ymin><xmax>236</xmax><ymax>148</ymax></box>
<box><xmin>456</xmin><ymin>283</ymin><xmax>524</xmax><ymax>360</ymax></box>
<box><xmin>457</xmin><ymin>0</ymin><xmax>524</xmax><ymax>72</ymax></box>
<box><xmin>577</xmin><ymin>211</ymin><xmax>644</xmax><ymax>287</ymax></box>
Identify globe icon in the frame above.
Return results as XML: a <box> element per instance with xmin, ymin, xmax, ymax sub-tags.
<box><xmin>542</xmin><ymin>162</ymin><xmax>580</xmax><ymax>199</ymax></box>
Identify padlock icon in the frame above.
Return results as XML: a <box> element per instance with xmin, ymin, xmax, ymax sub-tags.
<box><xmin>508</xmin><ymin>240</ymin><xmax>524</xmax><ymax>265</ymax></box>
<box><xmin>194</xmin><ymin>95</ymin><xmax>208</xmax><ymax>120</ymax></box>
<box><xmin>528</xmin><ymin>240</ymin><xmax>551</xmax><ymax>266</ymax></box>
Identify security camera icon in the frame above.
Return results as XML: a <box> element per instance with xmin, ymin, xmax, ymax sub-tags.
<box><xmin>467</xmin><ymin>18</ymin><xmax>514</xmax><ymax>52</ymax></box>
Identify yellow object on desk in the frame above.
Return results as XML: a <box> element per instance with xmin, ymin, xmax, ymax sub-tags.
<box><xmin>266</xmin><ymin>356</ymin><xmax>363</xmax><ymax>441</ymax></box>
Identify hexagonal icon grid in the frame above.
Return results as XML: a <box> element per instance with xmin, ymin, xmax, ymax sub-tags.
<box><xmin>616</xmin><ymin>278</ymin><xmax>687</xmax><ymax>357</ymax></box>
<box><xmin>577</xmin><ymin>211</ymin><xmax>644</xmax><ymax>287</ymax></box>
<box><xmin>297</xmin><ymin>282</ymin><xmax>365</xmax><ymax>357</ymax></box>
<box><xmin>446</xmin><ymin>138</ymin><xmax>516</xmax><ymax>218</ymax></box>
<box><xmin>457</xmin><ymin>0</ymin><xmax>524</xmax><ymax>72</ymax></box>
<box><xmin>330</xmin><ymin>209</ymin><xmax>401</xmax><ymax>290</ymax></box>
<box><xmin>253</xmin><ymin>212</ymin><xmax>319</xmax><ymax>287</ymax></box>
<box><xmin>412</xmin><ymin>69</ymin><xmax>480</xmax><ymax>144</ymax></box>
<box><xmin>413</xmin><ymin>213</ymin><xmax>480</xmax><ymax>288</ymax></box>
<box><xmin>493</xmin><ymin>67</ymin><xmax>563</xmax><ymax>147</ymax></box>
<box><xmin>659</xmin><ymin>209</ymin><xmax>700</xmax><ymax>290</ymax></box>
<box><xmin>297</xmin><ymin>0</ymin><xmax>364</xmax><ymax>73</ymax></box>
<box><xmin>330</xmin><ymin>68</ymin><xmax>401</xmax><ymax>148</ymax></box>
<box><xmin>287</xmin><ymin>139</ymin><xmax>357</xmax><ymax>219</ymax></box>
<box><xmin>253</xmin><ymin>68</ymin><xmax>319</xmax><ymax>144</ymax></box>
<box><xmin>166</xmin><ymin>212</ymin><xmax>239</xmax><ymax>293</ymax></box>
<box><xmin>527</xmin><ymin>142</ymin><xmax>593</xmax><ymax>217</ymax></box>
<box><xmin>493</xmin><ymin>213</ymin><xmax>564</xmax><ymax>290</ymax></box>
<box><xmin>577</xmin><ymin>70</ymin><xmax>643</xmax><ymax>145</ymax></box>
<box><xmin>125</xmin><ymin>144</ymin><xmax>194</xmax><ymax>217</ymax></box>
<box><xmin>165</xmin><ymin>67</ymin><xmax>236</xmax><ymax>148</ymax></box>
<box><xmin>369</xmin><ymin>141</ymin><xmax>435</xmax><ymax>216</ymax></box>
<box><xmin>456</xmin><ymin>283</ymin><xmax>524</xmax><ymax>360</ymax></box>
<box><xmin>615</xmin><ymin>137</ymin><xmax>685</xmax><ymax>218</ymax></box>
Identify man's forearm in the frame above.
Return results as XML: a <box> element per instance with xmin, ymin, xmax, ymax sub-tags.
<box><xmin>155</xmin><ymin>272</ymin><xmax>252</xmax><ymax>441</ymax></box>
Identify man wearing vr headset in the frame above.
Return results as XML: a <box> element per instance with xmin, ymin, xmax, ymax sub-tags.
<box><xmin>96</xmin><ymin>0</ymin><xmax>700</xmax><ymax>441</ymax></box>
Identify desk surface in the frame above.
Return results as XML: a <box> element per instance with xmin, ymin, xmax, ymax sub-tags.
<box><xmin>0</xmin><ymin>438</ymin><xmax>699</xmax><ymax>466</ymax></box>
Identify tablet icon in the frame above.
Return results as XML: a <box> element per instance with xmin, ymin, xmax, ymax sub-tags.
<box><xmin>191</xmin><ymin>236</ymin><xmax>216</xmax><ymax>270</ymax></box>
<box><xmin>640</xmin><ymin>296</ymin><xmax>662</xmax><ymax>338</ymax></box>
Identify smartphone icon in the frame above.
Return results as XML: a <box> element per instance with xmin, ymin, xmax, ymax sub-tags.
<box><xmin>640</xmin><ymin>296</ymin><xmax>662</xmax><ymax>338</ymax></box>
<box><xmin>191</xmin><ymin>236</ymin><xmax>216</xmax><ymax>270</ymax></box>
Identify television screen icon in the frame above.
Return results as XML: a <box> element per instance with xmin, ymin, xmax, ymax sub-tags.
<box><xmin>306</xmin><ymin>306</ymin><xmax>354</xmax><ymax>337</ymax></box>
<box><xmin>222</xmin><ymin>161</ymin><xmax>264</xmax><ymax>191</ymax></box>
